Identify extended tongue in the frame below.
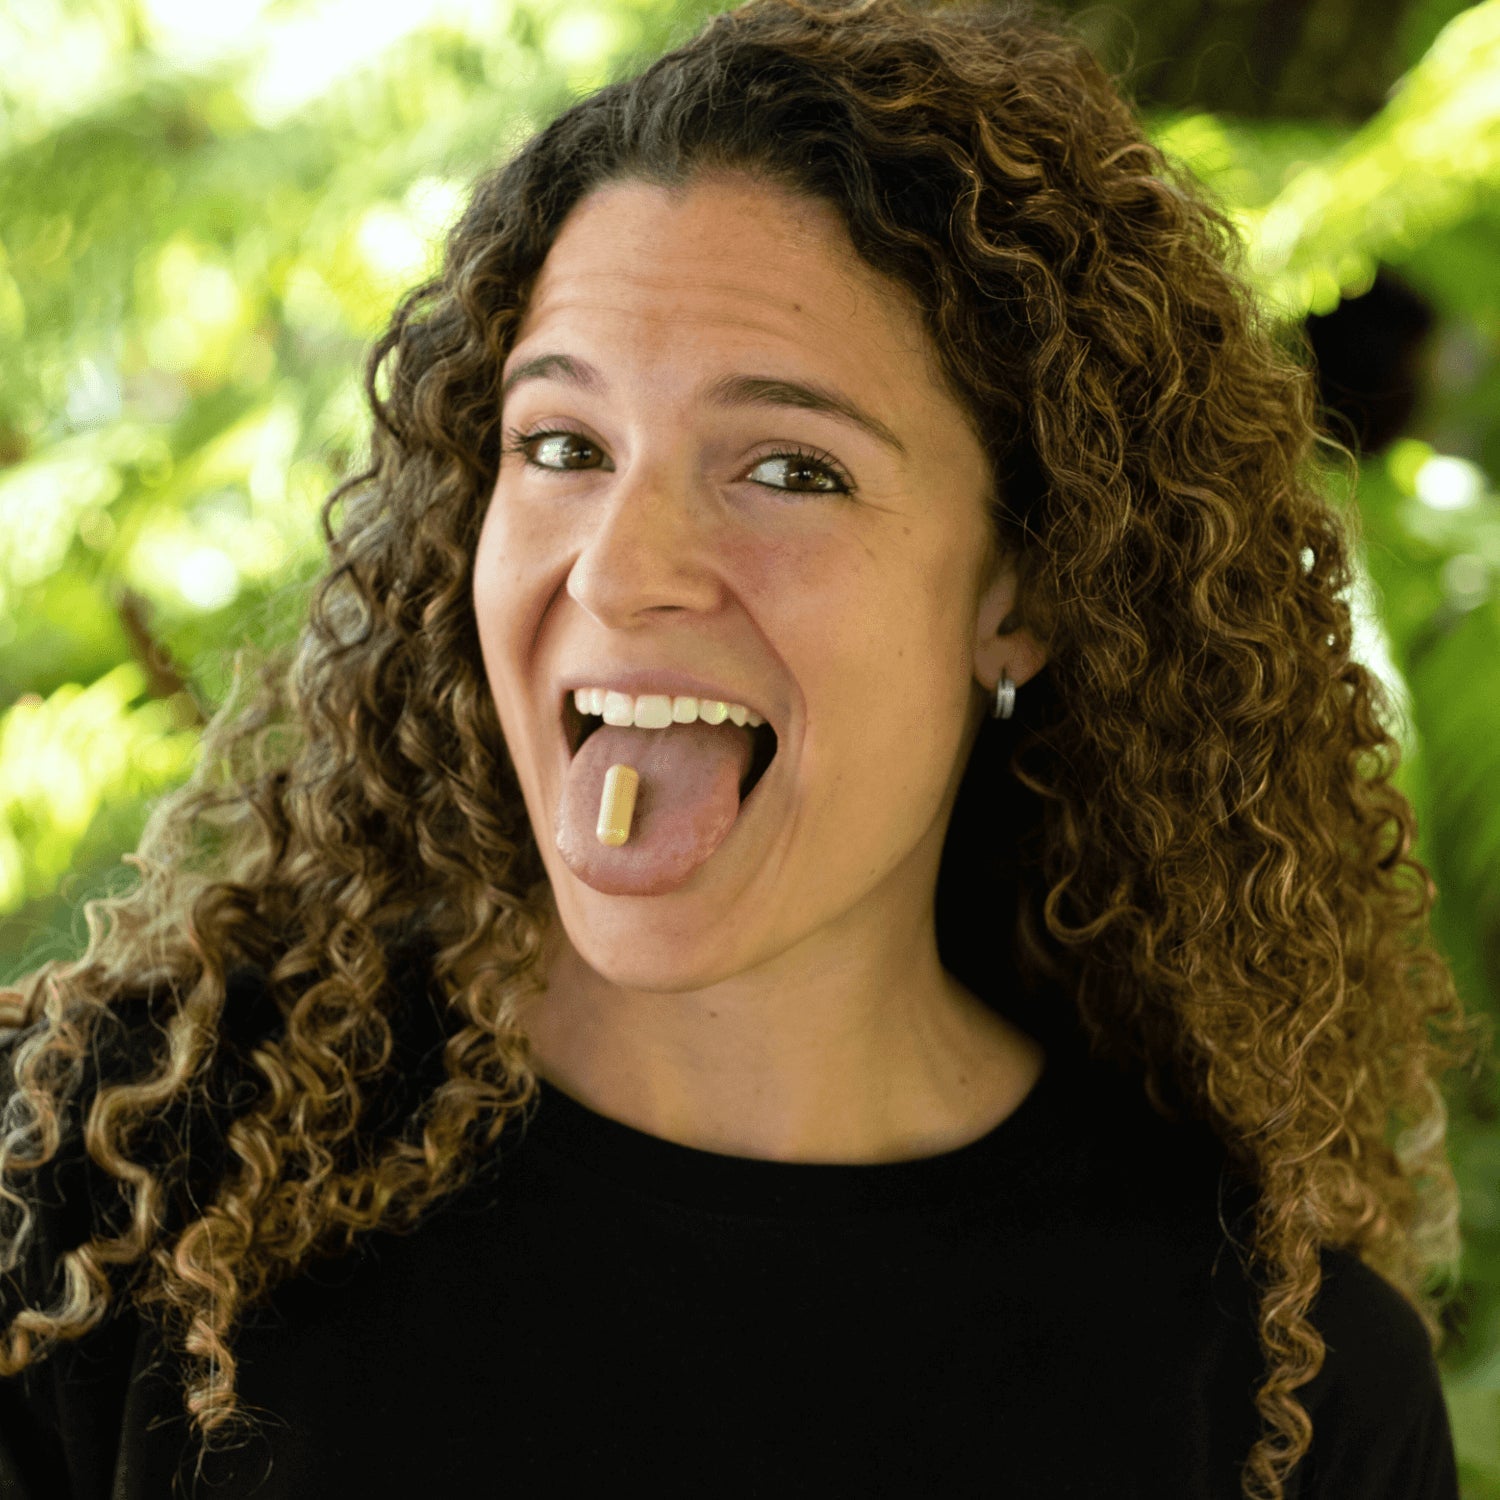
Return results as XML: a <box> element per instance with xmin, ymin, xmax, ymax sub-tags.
<box><xmin>556</xmin><ymin>720</ymin><xmax>755</xmax><ymax>896</ymax></box>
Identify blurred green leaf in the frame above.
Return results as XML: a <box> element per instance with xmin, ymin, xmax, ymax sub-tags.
<box><xmin>1244</xmin><ymin>0</ymin><xmax>1500</xmax><ymax>316</ymax></box>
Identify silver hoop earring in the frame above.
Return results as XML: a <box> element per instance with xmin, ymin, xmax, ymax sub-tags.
<box><xmin>993</xmin><ymin>670</ymin><xmax>1016</xmax><ymax>720</ymax></box>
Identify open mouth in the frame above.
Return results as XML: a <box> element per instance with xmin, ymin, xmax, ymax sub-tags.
<box><xmin>562</xmin><ymin>696</ymin><xmax>779</xmax><ymax>801</ymax></box>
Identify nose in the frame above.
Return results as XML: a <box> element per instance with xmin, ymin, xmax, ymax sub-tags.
<box><xmin>565</xmin><ymin>456</ymin><xmax>725</xmax><ymax>627</ymax></box>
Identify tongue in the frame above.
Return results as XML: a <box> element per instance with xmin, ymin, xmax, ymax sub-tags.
<box><xmin>556</xmin><ymin>721</ymin><xmax>756</xmax><ymax>895</ymax></box>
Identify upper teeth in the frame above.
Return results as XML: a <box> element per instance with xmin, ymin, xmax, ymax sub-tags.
<box><xmin>574</xmin><ymin>688</ymin><xmax>765</xmax><ymax>730</ymax></box>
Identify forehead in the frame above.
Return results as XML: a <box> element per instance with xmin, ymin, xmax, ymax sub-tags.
<box><xmin>506</xmin><ymin>174</ymin><xmax>948</xmax><ymax>409</ymax></box>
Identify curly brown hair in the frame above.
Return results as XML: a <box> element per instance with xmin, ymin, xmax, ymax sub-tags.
<box><xmin>0</xmin><ymin>1</ymin><xmax>1488</xmax><ymax>1496</ymax></box>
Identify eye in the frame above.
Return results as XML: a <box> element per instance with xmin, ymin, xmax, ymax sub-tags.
<box><xmin>498</xmin><ymin>425</ymin><xmax>855</xmax><ymax>497</ymax></box>
<box><xmin>500</xmin><ymin>426</ymin><xmax>605</xmax><ymax>471</ymax></box>
<box><xmin>745</xmin><ymin>446</ymin><xmax>854</xmax><ymax>496</ymax></box>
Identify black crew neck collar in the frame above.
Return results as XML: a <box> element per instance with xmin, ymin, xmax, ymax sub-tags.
<box><xmin>515</xmin><ymin>1047</ymin><xmax>1084</xmax><ymax>1218</ymax></box>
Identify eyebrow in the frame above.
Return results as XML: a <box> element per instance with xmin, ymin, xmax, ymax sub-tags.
<box><xmin>498</xmin><ymin>351</ymin><xmax>907</xmax><ymax>457</ymax></box>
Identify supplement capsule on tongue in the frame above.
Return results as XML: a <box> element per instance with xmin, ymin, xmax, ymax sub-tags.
<box><xmin>595</xmin><ymin>763</ymin><xmax>640</xmax><ymax>846</ymax></box>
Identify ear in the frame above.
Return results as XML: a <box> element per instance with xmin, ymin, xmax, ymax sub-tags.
<box><xmin>972</xmin><ymin>550</ymin><xmax>1047</xmax><ymax>699</ymax></box>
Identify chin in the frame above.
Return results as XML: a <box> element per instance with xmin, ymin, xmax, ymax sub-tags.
<box><xmin>546</xmin><ymin>878</ymin><xmax>765</xmax><ymax>996</ymax></box>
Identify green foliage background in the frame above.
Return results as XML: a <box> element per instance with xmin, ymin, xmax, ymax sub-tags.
<box><xmin>1</xmin><ymin>0</ymin><xmax>1497</xmax><ymax>1486</ymax></box>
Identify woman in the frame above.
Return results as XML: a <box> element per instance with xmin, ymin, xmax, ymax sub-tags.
<box><xmin>0</xmin><ymin>0</ymin><xmax>1483</xmax><ymax>1495</ymax></box>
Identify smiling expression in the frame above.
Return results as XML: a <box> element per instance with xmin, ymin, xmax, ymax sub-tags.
<box><xmin>472</xmin><ymin>171</ymin><xmax>1010</xmax><ymax>989</ymax></box>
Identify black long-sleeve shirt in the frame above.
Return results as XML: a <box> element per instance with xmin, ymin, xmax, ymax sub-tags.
<box><xmin>0</xmin><ymin>964</ymin><xmax>1460</xmax><ymax>1498</ymax></box>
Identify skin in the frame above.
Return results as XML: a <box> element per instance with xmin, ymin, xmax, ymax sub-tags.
<box><xmin>472</xmin><ymin>171</ymin><xmax>1050</xmax><ymax>1163</ymax></box>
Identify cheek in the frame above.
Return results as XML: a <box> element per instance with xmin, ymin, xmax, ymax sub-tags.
<box><xmin>764</xmin><ymin>527</ymin><xmax>937</xmax><ymax>686</ymax></box>
<box><xmin>471</xmin><ymin>503</ymin><xmax>513</xmax><ymax>666</ymax></box>
<box><xmin>722</xmin><ymin>516</ymin><xmax>833</xmax><ymax>590</ymax></box>
<box><xmin>471</xmin><ymin>489</ymin><xmax>568</xmax><ymax>666</ymax></box>
<box><xmin>741</xmin><ymin>529</ymin><xmax>874</xmax><ymax>678</ymax></box>
<box><xmin>795</xmin><ymin>542</ymin><xmax>973</xmax><ymax>785</ymax></box>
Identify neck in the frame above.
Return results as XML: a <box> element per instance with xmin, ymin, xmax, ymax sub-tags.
<box><xmin>516</xmin><ymin>897</ymin><xmax>1044</xmax><ymax>1165</ymax></box>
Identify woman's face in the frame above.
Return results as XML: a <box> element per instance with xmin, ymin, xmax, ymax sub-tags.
<box><xmin>473</xmin><ymin>172</ymin><xmax>1030</xmax><ymax>991</ymax></box>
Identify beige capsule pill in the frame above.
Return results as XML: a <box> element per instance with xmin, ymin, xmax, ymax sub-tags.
<box><xmin>596</xmin><ymin>763</ymin><xmax>640</xmax><ymax>846</ymax></box>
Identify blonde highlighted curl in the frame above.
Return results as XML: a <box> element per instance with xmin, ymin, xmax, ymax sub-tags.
<box><xmin>0</xmin><ymin>2</ymin><xmax>1488</xmax><ymax>1496</ymax></box>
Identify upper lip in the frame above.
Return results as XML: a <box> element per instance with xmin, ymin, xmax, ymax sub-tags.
<box><xmin>559</xmin><ymin>670</ymin><xmax>776</xmax><ymax>731</ymax></box>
